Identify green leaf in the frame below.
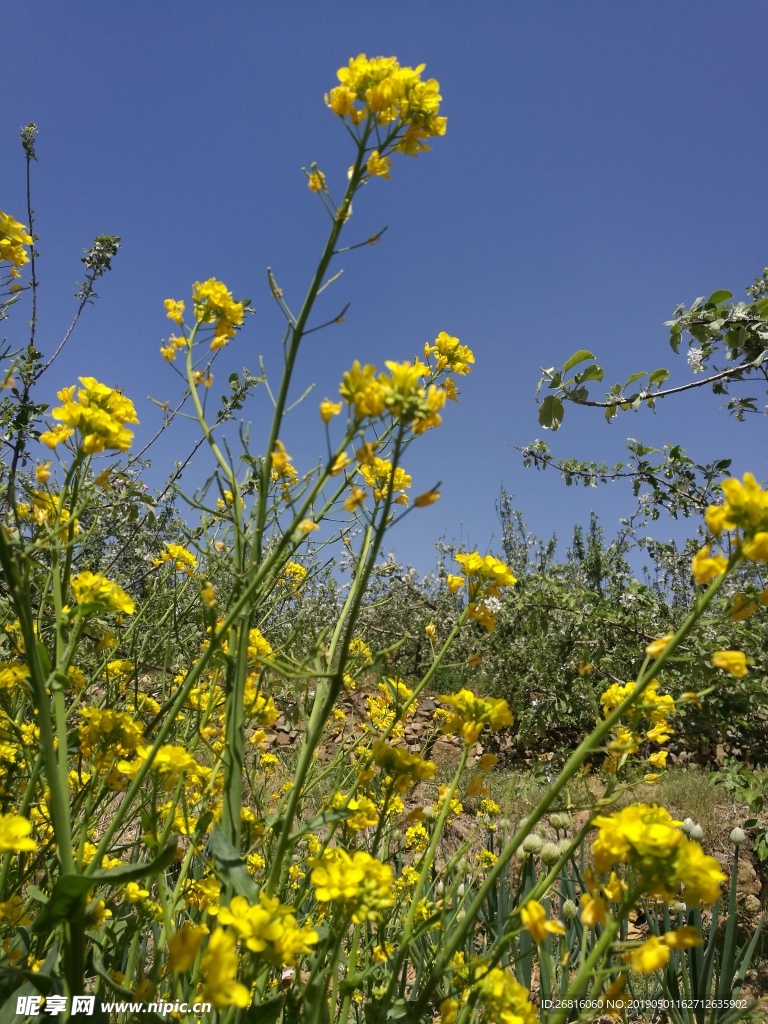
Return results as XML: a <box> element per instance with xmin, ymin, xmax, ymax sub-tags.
<box><xmin>577</xmin><ymin>363</ymin><xmax>604</xmax><ymax>383</ymax></box>
<box><xmin>538</xmin><ymin>395</ymin><xmax>564</xmax><ymax>431</ymax></box>
<box><xmin>207</xmin><ymin>826</ymin><xmax>259</xmax><ymax>901</ymax></box>
<box><xmin>31</xmin><ymin>876</ymin><xmax>93</xmax><ymax>935</ymax></box>
<box><xmin>648</xmin><ymin>368</ymin><xmax>670</xmax><ymax>386</ymax></box>
<box><xmin>90</xmin><ymin>836</ymin><xmax>179</xmax><ymax>883</ymax></box>
<box><xmin>562</xmin><ymin>349</ymin><xmax>595</xmax><ymax>373</ymax></box>
<box><xmin>624</xmin><ymin>372</ymin><xmax>647</xmax><ymax>387</ymax></box>
<box><xmin>707</xmin><ymin>289</ymin><xmax>733</xmax><ymax>305</ymax></box>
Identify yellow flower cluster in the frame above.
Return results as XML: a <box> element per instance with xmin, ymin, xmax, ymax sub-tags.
<box><xmin>326</xmin><ymin>55</ymin><xmax>446</xmax><ymax>155</ymax></box>
<box><xmin>600</xmin><ymin>679</ymin><xmax>675</xmax><ymax>775</ymax></box>
<box><xmin>193</xmin><ymin>278</ymin><xmax>245</xmax><ymax>348</ymax></box>
<box><xmin>591</xmin><ymin>803</ymin><xmax>726</xmax><ymax>904</ymax></box>
<box><xmin>372</xmin><ymin>740</ymin><xmax>437</xmax><ymax>792</ymax></box>
<box><xmin>360</xmin><ymin>458</ymin><xmax>412</xmax><ymax>505</ymax></box>
<box><xmin>424</xmin><ymin>332</ymin><xmax>475</xmax><ymax>376</ymax></box>
<box><xmin>217</xmin><ymin>893</ymin><xmax>318</xmax><ymax>966</ymax></box>
<box><xmin>164</xmin><ymin>278</ymin><xmax>244</xmax><ymax>351</ymax></box>
<box><xmin>453</xmin><ymin>551</ymin><xmax>517</xmax><ymax>631</ymax></box>
<box><xmin>473</xmin><ymin>968</ymin><xmax>539</xmax><ymax>1024</ymax></box>
<box><xmin>247</xmin><ymin>628</ymin><xmax>273</xmax><ymax>665</ymax></box>
<box><xmin>338</xmin><ymin>347</ymin><xmax>464</xmax><ymax>434</ymax></box>
<box><xmin>200</xmin><ymin>929</ymin><xmax>250</xmax><ymax>1009</ymax></box>
<box><xmin>70</xmin><ymin>571</ymin><xmax>135</xmax><ymax>614</ymax></box>
<box><xmin>693</xmin><ymin>473</ymin><xmax>768</xmax><ymax>587</ymax></box>
<box><xmin>78</xmin><ymin>708</ymin><xmax>144</xmax><ymax>771</ymax></box>
<box><xmin>0</xmin><ymin>663</ymin><xmax>29</xmax><ymax>691</ymax></box>
<box><xmin>0</xmin><ymin>210</ymin><xmax>33</xmax><ymax>274</ymax></box>
<box><xmin>437</xmin><ymin>689</ymin><xmax>513</xmax><ymax>745</ymax></box>
<box><xmin>310</xmin><ymin>848</ymin><xmax>394</xmax><ymax>922</ymax></box>
<box><xmin>152</xmin><ymin>543</ymin><xmax>197</xmax><ymax>575</ymax></box>
<box><xmin>43</xmin><ymin>377</ymin><xmax>139</xmax><ymax>453</ymax></box>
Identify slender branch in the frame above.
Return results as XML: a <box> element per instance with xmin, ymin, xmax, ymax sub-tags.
<box><xmin>560</xmin><ymin>361</ymin><xmax>754</xmax><ymax>409</ymax></box>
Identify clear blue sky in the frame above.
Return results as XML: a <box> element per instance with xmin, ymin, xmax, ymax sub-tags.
<box><xmin>5</xmin><ymin>1</ymin><xmax>768</xmax><ymax>572</ymax></box>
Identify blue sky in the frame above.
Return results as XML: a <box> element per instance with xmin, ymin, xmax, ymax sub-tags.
<box><xmin>5</xmin><ymin>1</ymin><xmax>768</xmax><ymax>572</ymax></box>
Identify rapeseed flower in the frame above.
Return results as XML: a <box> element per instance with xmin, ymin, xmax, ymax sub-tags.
<box><xmin>712</xmin><ymin>650</ymin><xmax>749</xmax><ymax>677</ymax></box>
<box><xmin>520</xmin><ymin>899</ymin><xmax>566</xmax><ymax>943</ymax></box>
<box><xmin>591</xmin><ymin>803</ymin><xmax>725</xmax><ymax>904</ymax></box>
<box><xmin>0</xmin><ymin>210</ymin><xmax>33</xmax><ymax>271</ymax></box>
<box><xmin>0</xmin><ymin>814</ymin><xmax>36</xmax><ymax>854</ymax></box>
<box><xmin>310</xmin><ymin>848</ymin><xmax>394</xmax><ymax>922</ymax></box>
<box><xmin>217</xmin><ymin>894</ymin><xmax>318</xmax><ymax>966</ymax></box>
<box><xmin>437</xmin><ymin>689</ymin><xmax>513</xmax><ymax>745</ymax></box>
<box><xmin>192</xmin><ymin>278</ymin><xmax>245</xmax><ymax>348</ymax></box>
<box><xmin>70</xmin><ymin>571</ymin><xmax>135</xmax><ymax>614</ymax></box>
<box><xmin>51</xmin><ymin>378</ymin><xmax>138</xmax><ymax>453</ymax></box>
<box><xmin>200</xmin><ymin>929</ymin><xmax>250</xmax><ymax>1008</ymax></box>
<box><xmin>474</xmin><ymin>968</ymin><xmax>538</xmax><ymax>1024</ymax></box>
<box><xmin>327</xmin><ymin>55</ymin><xmax>446</xmax><ymax>147</ymax></box>
<box><xmin>152</xmin><ymin>543</ymin><xmax>197</xmax><ymax>575</ymax></box>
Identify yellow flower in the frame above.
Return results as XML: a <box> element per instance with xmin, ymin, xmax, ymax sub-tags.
<box><xmin>217</xmin><ymin>894</ymin><xmax>318</xmax><ymax>966</ymax></box>
<box><xmin>168</xmin><ymin>923</ymin><xmax>209</xmax><ymax>972</ymax></box>
<box><xmin>415</xmin><ymin>490</ymin><xmax>440</xmax><ymax>507</ymax></box>
<box><xmin>366</xmin><ymin>150</ymin><xmax>392</xmax><ymax>178</ymax></box>
<box><xmin>0</xmin><ymin>814</ymin><xmax>36</xmax><ymax>854</ymax></box>
<box><xmin>711</xmin><ymin>650</ymin><xmax>748</xmax><ymax>678</ymax></box>
<box><xmin>344</xmin><ymin>487</ymin><xmax>367</xmax><ymax>513</ymax></box>
<box><xmin>51</xmin><ymin>377</ymin><xmax>139</xmax><ymax>453</ymax></box>
<box><xmin>742</xmin><ymin>531</ymin><xmax>768</xmax><ymax>561</ymax></box>
<box><xmin>580</xmin><ymin>893</ymin><xmax>607</xmax><ymax>928</ymax></box>
<box><xmin>359</xmin><ymin>458</ymin><xmax>412</xmax><ymax>502</ymax></box>
<box><xmin>70</xmin><ymin>571</ymin><xmax>135</xmax><ymax>614</ymax></box>
<box><xmin>521</xmin><ymin>899</ymin><xmax>566</xmax><ymax>942</ymax></box>
<box><xmin>153</xmin><ymin>543</ymin><xmax>197</xmax><ymax>576</ymax></box>
<box><xmin>474</xmin><ymin>968</ymin><xmax>538</xmax><ymax>1024</ymax></box>
<box><xmin>630</xmin><ymin>935</ymin><xmax>670</xmax><ymax>973</ymax></box>
<box><xmin>327</xmin><ymin>55</ymin><xmax>446</xmax><ymax>147</ymax></box>
<box><xmin>164</xmin><ymin>298</ymin><xmax>185</xmax><ymax>325</ymax></box>
<box><xmin>727</xmin><ymin>593</ymin><xmax>758</xmax><ymax>620</ymax></box>
<box><xmin>691</xmin><ymin>544</ymin><xmax>729</xmax><ymax>584</ymax></box>
<box><xmin>645</xmin><ymin>634</ymin><xmax>674</xmax><ymax>659</ymax></box>
<box><xmin>0</xmin><ymin>210</ymin><xmax>33</xmax><ymax>269</ymax></box>
<box><xmin>192</xmin><ymin>278</ymin><xmax>244</xmax><ymax>347</ymax></box>
<box><xmin>200</xmin><ymin>929</ymin><xmax>250</xmax><ymax>1009</ymax></box>
<box><xmin>437</xmin><ymin>689</ymin><xmax>513</xmax><ymax>745</ymax></box>
<box><xmin>339</xmin><ymin>361</ymin><xmax>386</xmax><ymax>419</ymax></box>
<box><xmin>372</xmin><ymin>740</ymin><xmax>436</xmax><ymax>792</ymax></box>
<box><xmin>310</xmin><ymin>848</ymin><xmax>394</xmax><ymax>922</ymax></box>
<box><xmin>297</xmin><ymin>519</ymin><xmax>319</xmax><ymax>535</ymax></box>
<box><xmin>455</xmin><ymin>551</ymin><xmax>516</xmax><ymax>595</ymax></box>
<box><xmin>307</xmin><ymin>169</ymin><xmax>327</xmax><ymax>192</ymax></box>
<box><xmin>446</xmin><ymin>573</ymin><xmax>465</xmax><ymax>593</ymax></box>
<box><xmin>320</xmin><ymin>398</ymin><xmax>342</xmax><ymax>422</ymax></box>
<box><xmin>424</xmin><ymin>332</ymin><xmax>474</xmax><ymax>375</ymax></box>
<box><xmin>35</xmin><ymin>461</ymin><xmax>51</xmax><ymax>484</ymax></box>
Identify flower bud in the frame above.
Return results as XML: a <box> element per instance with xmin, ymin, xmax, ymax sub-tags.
<box><xmin>689</xmin><ymin>824</ymin><xmax>704</xmax><ymax>841</ymax></box>
<box><xmin>550</xmin><ymin>813</ymin><xmax>568</xmax><ymax>829</ymax></box>
<box><xmin>435</xmin><ymin>880</ymin><xmax>445</xmax><ymax>897</ymax></box>
<box><xmin>521</xmin><ymin>834</ymin><xmax>544</xmax><ymax>855</ymax></box>
<box><xmin>456</xmin><ymin>884</ymin><xmax>466</xmax><ymax>897</ymax></box>
<box><xmin>730</xmin><ymin>827</ymin><xmax>746</xmax><ymax>845</ymax></box>
<box><xmin>562</xmin><ymin>899</ymin><xmax>578</xmax><ymax>920</ymax></box>
<box><xmin>540</xmin><ymin>842</ymin><xmax>561</xmax><ymax>866</ymax></box>
<box><xmin>681</xmin><ymin>817</ymin><xmax>696</xmax><ymax>836</ymax></box>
